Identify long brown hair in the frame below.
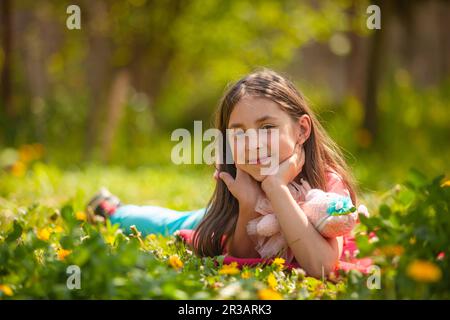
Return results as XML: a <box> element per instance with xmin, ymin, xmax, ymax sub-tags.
<box><xmin>193</xmin><ymin>68</ymin><xmax>357</xmax><ymax>257</ymax></box>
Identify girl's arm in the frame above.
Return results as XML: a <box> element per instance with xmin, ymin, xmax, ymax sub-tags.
<box><xmin>219</xmin><ymin>168</ymin><xmax>263</xmax><ymax>259</ymax></box>
<box><xmin>226</xmin><ymin>205</ymin><xmax>260</xmax><ymax>258</ymax></box>
<box><xmin>262</xmin><ymin>179</ymin><xmax>342</xmax><ymax>278</ymax></box>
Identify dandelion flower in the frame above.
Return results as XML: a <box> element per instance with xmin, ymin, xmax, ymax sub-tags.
<box><xmin>105</xmin><ymin>235</ymin><xmax>115</xmax><ymax>245</ymax></box>
<box><xmin>169</xmin><ymin>255</ymin><xmax>184</xmax><ymax>270</ymax></box>
<box><xmin>0</xmin><ymin>284</ymin><xmax>13</xmax><ymax>296</ymax></box>
<box><xmin>18</xmin><ymin>144</ymin><xmax>44</xmax><ymax>163</ymax></box>
<box><xmin>441</xmin><ymin>179</ymin><xmax>450</xmax><ymax>188</ymax></box>
<box><xmin>258</xmin><ymin>289</ymin><xmax>282</xmax><ymax>300</ymax></box>
<box><xmin>272</xmin><ymin>258</ymin><xmax>285</xmax><ymax>268</ymax></box>
<box><xmin>380</xmin><ymin>245</ymin><xmax>404</xmax><ymax>257</ymax></box>
<box><xmin>241</xmin><ymin>271</ymin><xmax>251</xmax><ymax>279</ymax></box>
<box><xmin>54</xmin><ymin>225</ymin><xmax>64</xmax><ymax>233</ymax></box>
<box><xmin>218</xmin><ymin>262</ymin><xmax>240</xmax><ymax>276</ymax></box>
<box><xmin>36</xmin><ymin>228</ymin><xmax>51</xmax><ymax>241</ymax></box>
<box><xmin>267</xmin><ymin>273</ymin><xmax>277</xmax><ymax>290</ymax></box>
<box><xmin>407</xmin><ymin>260</ymin><xmax>442</xmax><ymax>283</ymax></box>
<box><xmin>75</xmin><ymin>211</ymin><xmax>87</xmax><ymax>221</ymax></box>
<box><xmin>57</xmin><ymin>248</ymin><xmax>72</xmax><ymax>261</ymax></box>
<box><xmin>11</xmin><ymin>161</ymin><xmax>26</xmax><ymax>177</ymax></box>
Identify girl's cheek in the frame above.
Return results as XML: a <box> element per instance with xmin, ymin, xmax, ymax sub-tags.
<box><xmin>230</xmin><ymin>136</ymin><xmax>248</xmax><ymax>165</ymax></box>
<box><xmin>277</xmin><ymin>134</ymin><xmax>297</xmax><ymax>162</ymax></box>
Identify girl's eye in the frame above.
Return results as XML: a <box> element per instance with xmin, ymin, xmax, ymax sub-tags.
<box><xmin>261</xmin><ymin>124</ymin><xmax>276</xmax><ymax>130</ymax></box>
<box><xmin>230</xmin><ymin>129</ymin><xmax>245</xmax><ymax>137</ymax></box>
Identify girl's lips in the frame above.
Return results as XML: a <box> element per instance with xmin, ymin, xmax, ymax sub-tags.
<box><xmin>248</xmin><ymin>156</ymin><xmax>272</xmax><ymax>165</ymax></box>
<box><xmin>257</xmin><ymin>156</ymin><xmax>271</xmax><ymax>165</ymax></box>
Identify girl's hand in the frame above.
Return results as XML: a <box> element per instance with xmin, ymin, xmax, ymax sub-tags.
<box><xmin>219</xmin><ymin>167</ymin><xmax>263</xmax><ymax>213</ymax></box>
<box><xmin>262</xmin><ymin>144</ymin><xmax>305</xmax><ymax>192</ymax></box>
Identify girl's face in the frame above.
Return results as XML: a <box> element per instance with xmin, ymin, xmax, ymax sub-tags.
<box><xmin>227</xmin><ymin>95</ymin><xmax>311</xmax><ymax>182</ymax></box>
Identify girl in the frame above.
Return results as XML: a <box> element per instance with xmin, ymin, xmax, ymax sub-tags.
<box><xmin>87</xmin><ymin>69</ymin><xmax>358</xmax><ymax>278</ymax></box>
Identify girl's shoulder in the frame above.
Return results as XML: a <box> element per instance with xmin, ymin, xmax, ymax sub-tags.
<box><xmin>325</xmin><ymin>169</ymin><xmax>350</xmax><ymax>198</ymax></box>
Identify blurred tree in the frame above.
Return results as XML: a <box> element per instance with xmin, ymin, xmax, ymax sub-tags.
<box><xmin>83</xmin><ymin>0</ymin><xmax>113</xmax><ymax>160</ymax></box>
<box><xmin>0</xmin><ymin>0</ymin><xmax>448</xmax><ymax>169</ymax></box>
<box><xmin>0</xmin><ymin>0</ymin><xmax>13</xmax><ymax>144</ymax></box>
<box><xmin>101</xmin><ymin>69</ymin><xmax>130</xmax><ymax>162</ymax></box>
<box><xmin>363</xmin><ymin>0</ymin><xmax>390</xmax><ymax>138</ymax></box>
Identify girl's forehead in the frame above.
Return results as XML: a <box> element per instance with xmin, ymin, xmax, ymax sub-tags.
<box><xmin>228</xmin><ymin>95</ymin><xmax>288</xmax><ymax>127</ymax></box>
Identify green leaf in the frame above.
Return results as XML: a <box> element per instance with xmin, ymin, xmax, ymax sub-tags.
<box><xmin>60</xmin><ymin>205</ymin><xmax>76</xmax><ymax>226</ymax></box>
<box><xmin>379</xmin><ymin>204</ymin><xmax>391</xmax><ymax>219</ymax></box>
<box><xmin>359</xmin><ymin>214</ymin><xmax>379</xmax><ymax>230</ymax></box>
<box><xmin>355</xmin><ymin>234</ymin><xmax>372</xmax><ymax>256</ymax></box>
<box><xmin>396</xmin><ymin>188</ymin><xmax>415</xmax><ymax>206</ymax></box>
<box><xmin>405</xmin><ymin>168</ymin><xmax>427</xmax><ymax>189</ymax></box>
<box><xmin>6</xmin><ymin>220</ymin><xmax>23</xmax><ymax>243</ymax></box>
<box><xmin>60</xmin><ymin>235</ymin><xmax>74</xmax><ymax>249</ymax></box>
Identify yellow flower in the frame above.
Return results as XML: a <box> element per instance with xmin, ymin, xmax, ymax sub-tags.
<box><xmin>0</xmin><ymin>284</ymin><xmax>13</xmax><ymax>296</ymax></box>
<box><xmin>258</xmin><ymin>289</ymin><xmax>282</xmax><ymax>300</ymax></box>
<box><xmin>147</xmin><ymin>234</ymin><xmax>157</xmax><ymax>240</ymax></box>
<box><xmin>380</xmin><ymin>245</ymin><xmax>404</xmax><ymax>257</ymax></box>
<box><xmin>441</xmin><ymin>179</ymin><xmax>450</xmax><ymax>188</ymax></box>
<box><xmin>18</xmin><ymin>144</ymin><xmax>44</xmax><ymax>163</ymax></box>
<box><xmin>272</xmin><ymin>258</ymin><xmax>285</xmax><ymax>268</ymax></box>
<box><xmin>36</xmin><ymin>228</ymin><xmax>51</xmax><ymax>241</ymax></box>
<box><xmin>57</xmin><ymin>248</ymin><xmax>72</xmax><ymax>261</ymax></box>
<box><xmin>218</xmin><ymin>262</ymin><xmax>240</xmax><ymax>276</ymax></box>
<box><xmin>11</xmin><ymin>161</ymin><xmax>26</xmax><ymax>177</ymax></box>
<box><xmin>75</xmin><ymin>211</ymin><xmax>87</xmax><ymax>221</ymax></box>
<box><xmin>105</xmin><ymin>235</ymin><xmax>115</xmax><ymax>245</ymax></box>
<box><xmin>267</xmin><ymin>273</ymin><xmax>278</xmax><ymax>290</ymax></box>
<box><xmin>241</xmin><ymin>271</ymin><xmax>251</xmax><ymax>279</ymax></box>
<box><xmin>407</xmin><ymin>260</ymin><xmax>442</xmax><ymax>283</ymax></box>
<box><xmin>168</xmin><ymin>255</ymin><xmax>184</xmax><ymax>270</ymax></box>
<box><xmin>54</xmin><ymin>225</ymin><xmax>64</xmax><ymax>233</ymax></box>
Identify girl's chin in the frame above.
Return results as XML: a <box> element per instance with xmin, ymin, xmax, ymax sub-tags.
<box><xmin>239</xmin><ymin>164</ymin><xmax>276</xmax><ymax>182</ymax></box>
<box><xmin>250</xmin><ymin>174</ymin><xmax>265</xmax><ymax>182</ymax></box>
<box><xmin>246</xmin><ymin>170</ymin><xmax>267</xmax><ymax>182</ymax></box>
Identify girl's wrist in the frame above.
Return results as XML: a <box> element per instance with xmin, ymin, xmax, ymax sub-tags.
<box><xmin>261</xmin><ymin>176</ymin><xmax>287</xmax><ymax>194</ymax></box>
<box><xmin>238</xmin><ymin>199</ymin><xmax>253</xmax><ymax>212</ymax></box>
<box><xmin>238</xmin><ymin>203</ymin><xmax>260</xmax><ymax>220</ymax></box>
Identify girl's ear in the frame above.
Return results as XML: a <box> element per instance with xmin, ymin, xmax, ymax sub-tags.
<box><xmin>297</xmin><ymin>114</ymin><xmax>312</xmax><ymax>145</ymax></box>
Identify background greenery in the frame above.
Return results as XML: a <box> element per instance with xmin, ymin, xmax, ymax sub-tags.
<box><xmin>0</xmin><ymin>0</ymin><xmax>449</xmax><ymax>299</ymax></box>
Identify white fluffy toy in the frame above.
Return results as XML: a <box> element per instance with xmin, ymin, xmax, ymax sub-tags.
<box><xmin>246</xmin><ymin>179</ymin><xmax>369</xmax><ymax>261</ymax></box>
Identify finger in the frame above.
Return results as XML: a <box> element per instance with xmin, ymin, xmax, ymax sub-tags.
<box><xmin>290</xmin><ymin>145</ymin><xmax>304</xmax><ymax>171</ymax></box>
<box><xmin>219</xmin><ymin>171</ymin><xmax>235</xmax><ymax>191</ymax></box>
<box><xmin>292</xmin><ymin>143</ymin><xmax>302</xmax><ymax>160</ymax></box>
<box><xmin>289</xmin><ymin>144</ymin><xmax>298</xmax><ymax>161</ymax></box>
<box><xmin>235</xmin><ymin>167</ymin><xmax>244</xmax><ymax>179</ymax></box>
<box><xmin>300</xmin><ymin>180</ymin><xmax>310</xmax><ymax>195</ymax></box>
<box><xmin>288</xmin><ymin>155</ymin><xmax>298</xmax><ymax>168</ymax></box>
<box><xmin>298</xmin><ymin>180</ymin><xmax>307</xmax><ymax>195</ymax></box>
<box><xmin>301</xmin><ymin>178</ymin><xmax>312</xmax><ymax>190</ymax></box>
<box><xmin>213</xmin><ymin>168</ymin><xmax>219</xmax><ymax>180</ymax></box>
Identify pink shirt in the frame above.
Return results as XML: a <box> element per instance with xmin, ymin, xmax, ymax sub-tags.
<box><xmin>249</xmin><ymin>170</ymin><xmax>352</xmax><ymax>263</ymax></box>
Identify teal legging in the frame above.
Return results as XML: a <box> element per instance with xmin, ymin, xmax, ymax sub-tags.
<box><xmin>110</xmin><ymin>205</ymin><xmax>206</xmax><ymax>236</ymax></box>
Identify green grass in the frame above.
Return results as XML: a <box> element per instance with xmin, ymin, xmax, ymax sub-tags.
<box><xmin>0</xmin><ymin>161</ymin><xmax>449</xmax><ymax>299</ymax></box>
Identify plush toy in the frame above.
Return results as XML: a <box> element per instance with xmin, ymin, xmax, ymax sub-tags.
<box><xmin>246</xmin><ymin>179</ymin><xmax>368</xmax><ymax>261</ymax></box>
